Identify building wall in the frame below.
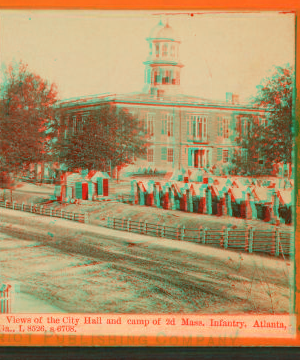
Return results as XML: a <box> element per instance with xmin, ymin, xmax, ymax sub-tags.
<box><xmin>60</xmin><ymin>100</ymin><xmax>265</xmax><ymax>172</ymax></box>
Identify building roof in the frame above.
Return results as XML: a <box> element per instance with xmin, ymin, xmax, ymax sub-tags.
<box><xmin>277</xmin><ymin>189</ymin><xmax>292</xmax><ymax>206</ymax></box>
<box><xmin>148</xmin><ymin>20</ymin><xmax>180</xmax><ymax>42</ymax></box>
<box><xmin>58</xmin><ymin>91</ymin><xmax>267</xmax><ymax>114</ymax></box>
<box><xmin>85</xmin><ymin>170</ymin><xmax>108</xmax><ymax>181</ymax></box>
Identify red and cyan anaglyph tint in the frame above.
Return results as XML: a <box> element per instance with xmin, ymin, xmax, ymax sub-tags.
<box><xmin>0</xmin><ymin>9</ymin><xmax>298</xmax><ymax>346</ymax></box>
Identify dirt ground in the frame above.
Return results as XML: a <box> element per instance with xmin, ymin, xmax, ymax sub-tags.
<box><xmin>0</xmin><ymin>208</ymin><xmax>294</xmax><ymax>314</ymax></box>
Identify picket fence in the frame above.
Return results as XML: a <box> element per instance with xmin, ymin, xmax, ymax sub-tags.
<box><xmin>0</xmin><ymin>199</ymin><xmax>293</xmax><ymax>258</ymax></box>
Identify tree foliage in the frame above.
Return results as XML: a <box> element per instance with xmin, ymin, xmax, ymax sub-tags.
<box><xmin>0</xmin><ymin>61</ymin><xmax>58</xmax><ymax>172</ymax></box>
<box><xmin>232</xmin><ymin>65</ymin><xmax>294</xmax><ymax>176</ymax></box>
<box><xmin>53</xmin><ymin>104</ymin><xmax>146</xmax><ymax>173</ymax></box>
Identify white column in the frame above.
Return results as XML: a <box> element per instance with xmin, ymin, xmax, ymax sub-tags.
<box><xmin>192</xmin><ymin>150</ymin><xmax>195</xmax><ymax>167</ymax></box>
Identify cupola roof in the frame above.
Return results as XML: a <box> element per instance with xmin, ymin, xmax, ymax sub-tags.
<box><xmin>148</xmin><ymin>20</ymin><xmax>179</xmax><ymax>41</ymax></box>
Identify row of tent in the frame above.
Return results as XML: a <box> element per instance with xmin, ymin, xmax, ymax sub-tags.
<box><xmin>164</xmin><ymin>170</ymin><xmax>294</xmax><ymax>190</ymax></box>
<box><xmin>131</xmin><ymin>179</ymin><xmax>293</xmax><ymax>224</ymax></box>
<box><xmin>54</xmin><ymin>171</ymin><xmax>110</xmax><ymax>201</ymax></box>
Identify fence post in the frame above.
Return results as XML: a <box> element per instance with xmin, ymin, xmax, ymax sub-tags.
<box><xmin>84</xmin><ymin>212</ymin><xmax>89</xmax><ymax>224</ymax></box>
<box><xmin>0</xmin><ymin>284</ymin><xmax>12</xmax><ymax>314</ymax></box>
<box><xmin>12</xmin><ymin>201</ymin><xmax>16</xmax><ymax>210</ymax></box>
<box><xmin>248</xmin><ymin>227</ymin><xmax>253</xmax><ymax>253</ymax></box>
<box><xmin>5</xmin><ymin>200</ymin><xmax>8</xmax><ymax>208</ymax></box>
<box><xmin>198</xmin><ymin>226</ymin><xmax>203</xmax><ymax>243</ymax></box>
<box><xmin>40</xmin><ymin>205</ymin><xmax>43</xmax><ymax>215</ymax></box>
<box><xmin>245</xmin><ymin>226</ymin><xmax>249</xmax><ymax>252</ymax></box>
<box><xmin>220</xmin><ymin>226</ymin><xmax>225</xmax><ymax>248</ymax></box>
<box><xmin>275</xmin><ymin>227</ymin><xmax>280</xmax><ymax>257</ymax></box>
<box><xmin>161</xmin><ymin>223</ymin><xmax>165</xmax><ymax>238</ymax></box>
<box><xmin>73</xmin><ymin>212</ymin><xmax>76</xmax><ymax>221</ymax></box>
<box><xmin>50</xmin><ymin>208</ymin><xmax>53</xmax><ymax>217</ymax></box>
<box><xmin>107</xmin><ymin>216</ymin><xmax>110</xmax><ymax>228</ymax></box>
<box><xmin>144</xmin><ymin>220</ymin><xmax>148</xmax><ymax>235</ymax></box>
<box><xmin>31</xmin><ymin>203</ymin><xmax>34</xmax><ymax>213</ymax></box>
<box><xmin>224</xmin><ymin>227</ymin><xmax>229</xmax><ymax>249</ymax></box>
<box><xmin>181</xmin><ymin>225</ymin><xmax>185</xmax><ymax>241</ymax></box>
<box><xmin>203</xmin><ymin>228</ymin><xmax>207</xmax><ymax>244</ymax></box>
<box><xmin>21</xmin><ymin>202</ymin><xmax>24</xmax><ymax>211</ymax></box>
<box><xmin>177</xmin><ymin>225</ymin><xmax>181</xmax><ymax>240</ymax></box>
<box><xmin>127</xmin><ymin>218</ymin><xmax>131</xmax><ymax>232</ymax></box>
<box><xmin>61</xmin><ymin>209</ymin><xmax>63</xmax><ymax>219</ymax></box>
<box><xmin>271</xmin><ymin>229</ymin><xmax>276</xmax><ymax>256</ymax></box>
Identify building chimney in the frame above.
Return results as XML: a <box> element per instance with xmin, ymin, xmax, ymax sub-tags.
<box><xmin>232</xmin><ymin>94</ymin><xmax>239</xmax><ymax>105</ymax></box>
<box><xmin>226</xmin><ymin>92</ymin><xmax>233</xmax><ymax>103</ymax></box>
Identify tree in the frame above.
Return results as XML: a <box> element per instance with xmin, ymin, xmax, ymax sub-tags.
<box><xmin>53</xmin><ymin>104</ymin><xmax>146</xmax><ymax>175</ymax></box>
<box><xmin>0</xmin><ymin>61</ymin><xmax>58</xmax><ymax>174</ymax></box>
<box><xmin>232</xmin><ymin>65</ymin><xmax>294</xmax><ymax>176</ymax></box>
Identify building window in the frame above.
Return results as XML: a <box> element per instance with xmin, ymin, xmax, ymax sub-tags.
<box><xmin>162</xmin><ymin>44</ymin><xmax>168</xmax><ymax>56</ymax></box>
<box><xmin>190</xmin><ymin>115</ymin><xmax>207</xmax><ymax>141</ymax></box>
<box><xmin>167</xmin><ymin>148</ymin><xmax>173</xmax><ymax>163</ymax></box>
<box><xmin>223</xmin><ymin>150</ymin><xmax>229</xmax><ymax>163</ymax></box>
<box><xmin>239</xmin><ymin>117</ymin><xmax>249</xmax><ymax>137</ymax></box>
<box><xmin>187</xmin><ymin>120</ymin><xmax>189</xmax><ymax>135</ymax></box>
<box><xmin>63</xmin><ymin>116</ymin><xmax>69</xmax><ymax>139</ymax></box>
<box><xmin>161</xmin><ymin>147</ymin><xmax>167</xmax><ymax>160</ymax></box>
<box><xmin>171</xmin><ymin>45</ymin><xmax>175</xmax><ymax>57</ymax></box>
<box><xmin>192</xmin><ymin>118</ymin><xmax>196</xmax><ymax>137</ymax></box>
<box><xmin>154</xmin><ymin>70</ymin><xmax>160</xmax><ymax>84</ymax></box>
<box><xmin>242</xmin><ymin>149</ymin><xmax>248</xmax><ymax>163</ymax></box>
<box><xmin>162</xmin><ymin>70</ymin><xmax>171</xmax><ymax>84</ymax></box>
<box><xmin>260</xmin><ymin>117</ymin><xmax>267</xmax><ymax>127</ymax></box>
<box><xmin>147</xmin><ymin>148</ymin><xmax>153</xmax><ymax>163</ymax></box>
<box><xmin>217</xmin><ymin>148</ymin><xmax>222</xmax><ymax>162</ymax></box>
<box><xmin>236</xmin><ymin>117</ymin><xmax>241</xmax><ymax>136</ymax></box>
<box><xmin>224</xmin><ymin>118</ymin><xmax>229</xmax><ymax>139</ymax></box>
<box><xmin>145</xmin><ymin>113</ymin><xmax>155</xmax><ymax>136</ymax></box>
<box><xmin>218</xmin><ymin>116</ymin><xmax>229</xmax><ymax>139</ymax></box>
<box><xmin>161</xmin><ymin>114</ymin><xmax>174</xmax><ymax>136</ymax></box>
<box><xmin>206</xmin><ymin>150</ymin><xmax>210</xmax><ymax>167</ymax></box>
<box><xmin>78</xmin><ymin>115</ymin><xmax>87</xmax><ymax>133</ymax></box>
<box><xmin>73</xmin><ymin>116</ymin><xmax>77</xmax><ymax>134</ymax></box>
<box><xmin>155</xmin><ymin>44</ymin><xmax>159</xmax><ymax>58</ymax></box>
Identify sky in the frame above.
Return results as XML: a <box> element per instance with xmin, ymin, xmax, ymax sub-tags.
<box><xmin>0</xmin><ymin>10</ymin><xmax>295</xmax><ymax>102</ymax></box>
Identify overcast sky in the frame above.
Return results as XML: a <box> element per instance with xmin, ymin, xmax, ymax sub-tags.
<box><xmin>0</xmin><ymin>10</ymin><xmax>295</xmax><ymax>102</ymax></box>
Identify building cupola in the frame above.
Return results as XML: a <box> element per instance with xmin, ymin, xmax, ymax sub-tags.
<box><xmin>143</xmin><ymin>20</ymin><xmax>184</xmax><ymax>97</ymax></box>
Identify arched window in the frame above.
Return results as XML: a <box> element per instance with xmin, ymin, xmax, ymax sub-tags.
<box><xmin>171</xmin><ymin>44</ymin><xmax>175</xmax><ymax>57</ymax></box>
<box><xmin>163</xmin><ymin>43</ymin><xmax>168</xmax><ymax>56</ymax></box>
<box><xmin>165</xmin><ymin>70</ymin><xmax>171</xmax><ymax>84</ymax></box>
<box><xmin>154</xmin><ymin>70</ymin><xmax>160</xmax><ymax>84</ymax></box>
<box><xmin>155</xmin><ymin>44</ymin><xmax>159</xmax><ymax>57</ymax></box>
<box><xmin>176</xmin><ymin>71</ymin><xmax>180</xmax><ymax>85</ymax></box>
<box><xmin>151</xmin><ymin>69</ymin><xmax>155</xmax><ymax>84</ymax></box>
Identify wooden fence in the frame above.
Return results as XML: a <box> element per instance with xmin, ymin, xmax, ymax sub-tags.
<box><xmin>0</xmin><ymin>284</ymin><xmax>12</xmax><ymax>314</ymax></box>
<box><xmin>0</xmin><ymin>200</ymin><xmax>86</xmax><ymax>223</ymax></box>
<box><xmin>0</xmin><ymin>199</ymin><xmax>293</xmax><ymax>258</ymax></box>
<box><xmin>106</xmin><ymin>216</ymin><xmax>293</xmax><ymax>258</ymax></box>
